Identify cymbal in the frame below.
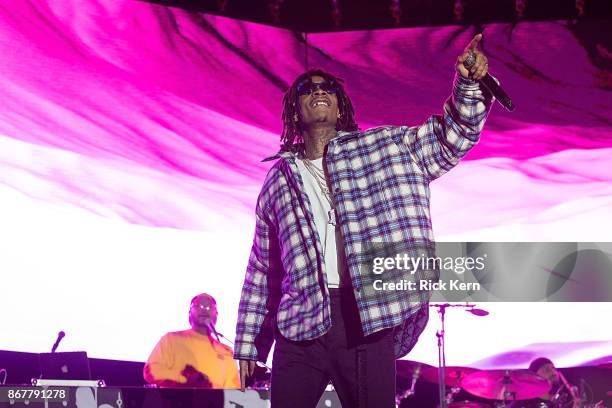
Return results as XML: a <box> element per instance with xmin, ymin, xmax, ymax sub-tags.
<box><xmin>448</xmin><ymin>401</ymin><xmax>491</xmax><ymax>408</ymax></box>
<box><xmin>421</xmin><ymin>366</ymin><xmax>481</xmax><ymax>387</ymax></box>
<box><xmin>396</xmin><ymin>360</ymin><xmax>432</xmax><ymax>380</ymax></box>
<box><xmin>462</xmin><ymin>369</ymin><xmax>549</xmax><ymax>401</ymax></box>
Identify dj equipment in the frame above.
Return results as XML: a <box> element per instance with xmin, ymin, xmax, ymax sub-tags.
<box><xmin>0</xmin><ymin>386</ymin><xmax>348</xmax><ymax>407</ymax></box>
<box><xmin>38</xmin><ymin>352</ymin><xmax>91</xmax><ymax>381</ymax></box>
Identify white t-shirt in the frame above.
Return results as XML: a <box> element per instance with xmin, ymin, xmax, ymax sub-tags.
<box><xmin>295</xmin><ymin>157</ymin><xmax>341</xmax><ymax>288</ymax></box>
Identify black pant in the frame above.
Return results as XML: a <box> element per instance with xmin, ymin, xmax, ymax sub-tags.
<box><xmin>270</xmin><ymin>288</ymin><xmax>396</xmax><ymax>408</ymax></box>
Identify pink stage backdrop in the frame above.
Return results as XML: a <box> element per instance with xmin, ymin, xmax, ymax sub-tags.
<box><xmin>0</xmin><ymin>0</ymin><xmax>611</xmax><ymax>366</ymax></box>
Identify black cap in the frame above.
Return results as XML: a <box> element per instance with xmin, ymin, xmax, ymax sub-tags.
<box><xmin>529</xmin><ymin>357</ymin><xmax>553</xmax><ymax>373</ymax></box>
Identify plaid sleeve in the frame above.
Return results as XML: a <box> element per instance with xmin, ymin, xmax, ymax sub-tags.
<box><xmin>401</xmin><ymin>73</ymin><xmax>493</xmax><ymax>181</ymax></box>
<box><xmin>233</xmin><ymin>192</ymin><xmax>282</xmax><ymax>362</ymax></box>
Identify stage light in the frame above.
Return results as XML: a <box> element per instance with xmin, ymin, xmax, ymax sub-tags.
<box><xmin>390</xmin><ymin>0</ymin><xmax>402</xmax><ymax>26</ymax></box>
<box><xmin>331</xmin><ymin>0</ymin><xmax>342</xmax><ymax>29</ymax></box>
<box><xmin>453</xmin><ymin>0</ymin><xmax>464</xmax><ymax>23</ymax></box>
<box><xmin>576</xmin><ymin>0</ymin><xmax>585</xmax><ymax>17</ymax></box>
<box><xmin>268</xmin><ymin>0</ymin><xmax>284</xmax><ymax>24</ymax></box>
<box><xmin>515</xmin><ymin>0</ymin><xmax>527</xmax><ymax>19</ymax></box>
<box><xmin>217</xmin><ymin>0</ymin><xmax>227</xmax><ymax>13</ymax></box>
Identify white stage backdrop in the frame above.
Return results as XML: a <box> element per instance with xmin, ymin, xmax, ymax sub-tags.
<box><xmin>0</xmin><ymin>0</ymin><xmax>611</xmax><ymax>369</ymax></box>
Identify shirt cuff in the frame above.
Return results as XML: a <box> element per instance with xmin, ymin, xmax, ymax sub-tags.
<box><xmin>454</xmin><ymin>73</ymin><xmax>481</xmax><ymax>91</ymax></box>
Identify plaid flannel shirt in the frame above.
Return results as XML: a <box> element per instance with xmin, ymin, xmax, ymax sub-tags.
<box><xmin>234</xmin><ymin>74</ymin><xmax>493</xmax><ymax>362</ymax></box>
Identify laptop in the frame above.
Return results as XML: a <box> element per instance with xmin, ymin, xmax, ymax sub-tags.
<box><xmin>39</xmin><ymin>351</ymin><xmax>92</xmax><ymax>380</ymax></box>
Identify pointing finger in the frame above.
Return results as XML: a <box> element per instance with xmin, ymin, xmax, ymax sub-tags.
<box><xmin>466</xmin><ymin>33</ymin><xmax>483</xmax><ymax>52</ymax></box>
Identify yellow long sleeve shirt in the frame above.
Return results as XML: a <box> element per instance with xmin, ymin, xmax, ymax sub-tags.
<box><xmin>143</xmin><ymin>329</ymin><xmax>240</xmax><ymax>389</ymax></box>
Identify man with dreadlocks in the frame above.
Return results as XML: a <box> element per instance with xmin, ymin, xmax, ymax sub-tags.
<box><xmin>234</xmin><ymin>34</ymin><xmax>493</xmax><ymax>407</ymax></box>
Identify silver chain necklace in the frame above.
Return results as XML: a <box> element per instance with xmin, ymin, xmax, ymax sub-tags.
<box><xmin>302</xmin><ymin>157</ymin><xmax>336</xmax><ymax>226</ymax></box>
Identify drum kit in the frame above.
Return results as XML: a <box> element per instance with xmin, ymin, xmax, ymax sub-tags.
<box><xmin>394</xmin><ymin>303</ymin><xmax>609</xmax><ymax>408</ymax></box>
<box><xmin>395</xmin><ymin>361</ymin><xmax>559</xmax><ymax>408</ymax></box>
<box><xmin>243</xmin><ymin>301</ymin><xmax>610</xmax><ymax>408</ymax></box>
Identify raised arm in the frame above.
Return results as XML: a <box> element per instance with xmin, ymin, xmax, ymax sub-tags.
<box><xmin>401</xmin><ymin>33</ymin><xmax>493</xmax><ymax>181</ymax></box>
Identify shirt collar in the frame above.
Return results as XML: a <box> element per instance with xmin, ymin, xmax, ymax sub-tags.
<box><xmin>261</xmin><ymin>130</ymin><xmax>358</xmax><ymax>162</ymax></box>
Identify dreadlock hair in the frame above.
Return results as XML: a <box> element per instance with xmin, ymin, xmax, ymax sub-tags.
<box><xmin>280</xmin><ymin>69</ymin><xmax>359</xmax><ymax>150</ymax></box>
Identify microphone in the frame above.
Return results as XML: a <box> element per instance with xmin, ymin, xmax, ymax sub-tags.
<box><xmin>467</xmin><ymin>307</ymin><xmax>489</xmax><ymax>317</ymax></box>
<box><xmin>463</xmin><ymin>54</ymin><xmax>515</xmax><ymax>112</ymax></box>
<box><xmin>205</xmin><ymin>322</ymin><xmax>223</xmax><ymax>344</ymax></box>
<box><xmin>51</xmin><ymin>331</ymin><xmax>65</xmax><ymax>353</ymax></box>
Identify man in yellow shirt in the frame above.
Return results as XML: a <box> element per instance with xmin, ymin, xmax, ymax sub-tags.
<box><xmin>143</xmin><ymin>293</ymin><xmax>240</xmax><ymax>389</ymax></box>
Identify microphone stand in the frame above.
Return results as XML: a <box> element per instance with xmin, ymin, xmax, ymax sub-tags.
<box><xmin>431</xmin><ymin>303</ymin><xmax>485</xmax><ymax>408</ymax></box>
<box><xmin>435</xmin><ymin>304</ymin><xmax>448</xmax><ymax>408</ymax></box>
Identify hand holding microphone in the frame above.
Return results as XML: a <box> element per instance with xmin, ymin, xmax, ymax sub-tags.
<box><xmin>457</xmin><ymin>33</ymin><xmax>515</xmax><ymax>112</ymax></box>
<box><xmin>457</xmin><ymin>34</ymin><xmax>488</xmax><ymax>81</ymax></box>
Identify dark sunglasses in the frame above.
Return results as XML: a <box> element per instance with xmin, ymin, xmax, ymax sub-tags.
<box><xmin>296</xmin><ymin>79</ymin><xmax>339</xmax><ymax>96</ymax></box>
